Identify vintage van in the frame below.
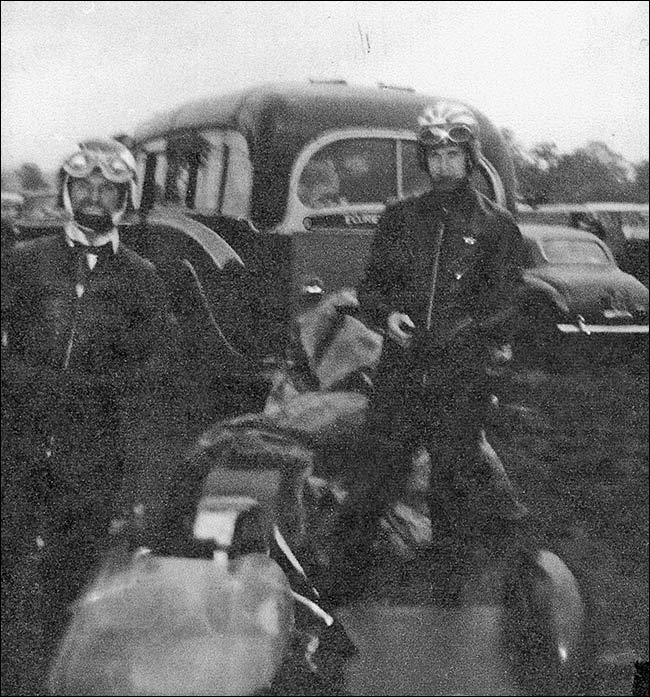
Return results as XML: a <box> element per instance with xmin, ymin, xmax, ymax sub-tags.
<box><xmin>122</xmin><ymin>81</ymin><xmax>518</xmax><ymax>370</ymax></box>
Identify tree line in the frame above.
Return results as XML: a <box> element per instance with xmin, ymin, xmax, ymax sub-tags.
<box><xmin>501</xmin><ymin>130</ymin><xmax>649</xmax><ymax>207</ymax></box>
<box><xmin>2</xmin><ymin>132</ymin><xmax>649</xmax><ymax>207</ymax></box>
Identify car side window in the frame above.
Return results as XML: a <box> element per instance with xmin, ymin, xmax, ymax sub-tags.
<box><xmin>543</xmin><ymin>239</ymin><xmax>610</xmax><ymax>265</ymax></box>
<box><xmin>163</xmin><ymin>132</ymin><xmax>212</xmax><ymax>207</ymax></box>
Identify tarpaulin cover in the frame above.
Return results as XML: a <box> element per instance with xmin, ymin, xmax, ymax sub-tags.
<box><xmin>48</xmin><ymin>551</ymin><xmax>294</xmax><ymax>696</ymax></box>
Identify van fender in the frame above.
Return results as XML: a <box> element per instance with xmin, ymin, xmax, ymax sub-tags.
<box><xmin>146</xmin><ymin>209</ymin><xmax>244</xmax><ymax>270</ymax></box>
<box><xmin>135</xmin><ymin>210</ymin><xmax>259</xmax><ymax>365</ymax></box>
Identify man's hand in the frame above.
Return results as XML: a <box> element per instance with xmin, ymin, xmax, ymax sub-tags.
<box><xmin>387</xmin><ymin>312</ymin><xmax>415</xmax><ymax>348</ymax></box>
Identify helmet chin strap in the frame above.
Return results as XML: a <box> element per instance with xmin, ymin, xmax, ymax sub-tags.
<box><xmin>111</xmin><ymin>199</ymin><xmax>127</xmax><ymax>226</ymax></box>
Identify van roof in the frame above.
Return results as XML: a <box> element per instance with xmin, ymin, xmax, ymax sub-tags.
<box><xmin>132</xmin><ymin>81</ymin><xmax>517</xmax><ymax>225</ymax></box>
<box><xmin>133</xmin><ymin>81</ymin><xmax>498</xmax><ymax>143</ymax></box>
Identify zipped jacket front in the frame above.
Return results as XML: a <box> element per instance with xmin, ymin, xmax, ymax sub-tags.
<box><xmin>357</xmin><ymin>184</ymin><xmax>525</xmax><ymax>348</ymax></box>
<box><xmin>3</xmin><ymin>233</ymin><xmax>172</xmax><ymax>390</ymax></box>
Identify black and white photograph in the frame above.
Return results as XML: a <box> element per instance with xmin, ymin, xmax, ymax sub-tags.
<box><xmin>1</xmin><ymin>2</ymin><xmax>648</xmax><ymax>695</ymax></box>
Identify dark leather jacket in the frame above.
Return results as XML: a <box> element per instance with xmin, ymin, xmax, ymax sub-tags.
<box><xmin>1</xmin><ymin>233</ymin><xmax>177</xmax><ymax>449</ymax></box>
<box><xmin>358</xmin><ymin>183</ymin><xmax>525</xmax><ymax>349</ymax></box>
<box><xmin>2</xmin><ymin>233</ymin><xmax>173</xmax><ymax>391</ymax></box>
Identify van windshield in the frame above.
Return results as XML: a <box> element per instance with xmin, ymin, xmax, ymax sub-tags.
<box><xmin>298</xmin><ymin>139</ymin><xmax>399</xmax><ymax>208</ymax></box>
<box><xmin>296</xmin><ymin>136</ymin><xmax>496</xmax><ymax>211</ymax></box>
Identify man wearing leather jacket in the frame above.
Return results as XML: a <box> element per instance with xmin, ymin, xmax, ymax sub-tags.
<box><xmin>323</xmin><ymin>101</ymin><xmax>529</xmax><ymax>603</ymax></box>
<box><xmin>1</xmin><ymin>138</ymin><xmax>177</xmax><ymax>694</ymax></box>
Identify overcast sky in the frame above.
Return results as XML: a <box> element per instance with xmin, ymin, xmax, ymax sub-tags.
<box><xmin>2</xmin><ymin>0</ymin><xmax>648</xmax><ymax>172</ymax></box>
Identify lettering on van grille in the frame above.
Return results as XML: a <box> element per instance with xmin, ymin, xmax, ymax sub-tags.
<box><xmin>303</xmin><ymin>213</ymin><xmax>380</xmax><ymax>230</ymax></box>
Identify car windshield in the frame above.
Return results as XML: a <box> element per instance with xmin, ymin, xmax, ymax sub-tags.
<box><xmin>542</xmin><ymin>239</ymin><xmax>611</xmax><ymax>265</ymax></box>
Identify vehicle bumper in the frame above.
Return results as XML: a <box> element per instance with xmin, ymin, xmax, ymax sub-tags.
<box><xmin>557</xmin><ymin>323</ymin><xmax>649</xmax><ymax>334</ymax></box>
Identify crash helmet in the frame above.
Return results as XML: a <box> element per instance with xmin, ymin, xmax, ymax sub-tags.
<box><xmin>58</xmin><ymin>137</ymin><xmax>139</xmax><ymax>219</ymax></box>
<box><xmin>416</xmin><ymin>101</ymin><xmax>482</xmax><ymax>171</ymax></box>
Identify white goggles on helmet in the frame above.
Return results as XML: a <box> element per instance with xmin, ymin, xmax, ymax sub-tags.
<box><xmin>418</xmin><ymin>124</ymin><xmax>474</xmax><ymax>147</ymax></box>
<box><xmin>62</xmin><ymin>148</ymin><xmax>136</xmax><ymax>184</ymax></box>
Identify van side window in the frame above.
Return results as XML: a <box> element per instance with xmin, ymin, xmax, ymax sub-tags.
<box><xmin>139</xmin><ymin>131</ymin><xmax>252</xmax><ymax>216</ymax></box>
<box><xmin>154</xmin><ymin>154</ymin><xmax>168</xmax><ymax>203</ymax></box>
<box><xmin>139</xmin><ymin>139</ymin><xmax>168</xmax><ymax>206</ymax></box>
<box><xmin>143</xmin><ymin>142</ymin><xmax>167</xmax><ymax>203</ymax></box>
<box><xmin>165</xmin><ymin>158</ymin><xmax>190</xmax><ymax>205</ymax></box>
<box><xmin>164</xmin><ymin>132</ymin><xmax>212</xmax><ymax>207</ymax></box>
<box><xmin>193</xmin><ymin>130</ymin><xmax>252</xmax><ymax>217</ymax></box>
<box><xmin>298</xmin><ymin>139</ymin><xmax>396</xmax><ymax>208</ymax></box>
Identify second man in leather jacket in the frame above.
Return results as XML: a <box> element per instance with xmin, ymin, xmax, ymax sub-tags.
<box><xmin>323</xmin><ymin>101</ymin><xmax>530</xmax><ymax>604</ymax></box>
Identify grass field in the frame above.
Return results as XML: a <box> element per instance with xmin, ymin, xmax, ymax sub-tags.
<box><xmin>3</xmin><ymin>340</ymin><xmax>645</xmax><ymax>696</ymax></box>
<box><xmin>491</xmin><ymin>348</ymin><xmax>648</xmax><ymax>693</ymax></box>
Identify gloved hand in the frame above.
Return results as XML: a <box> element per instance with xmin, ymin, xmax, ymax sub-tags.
<box><xmin>387</xmin><ymin>311</ymin><xmax>415</xmax><ymax>348</ymax></box>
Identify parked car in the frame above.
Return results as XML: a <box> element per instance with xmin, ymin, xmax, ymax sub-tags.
<box><xmin>578</xmin><ymin>202</ymin><xmax>649</xmax><ymax>289</ymax></box>
<box><xmin>515</xmin><ymin>223</ymin><xmax>649</xmax><ymax>360</ymax></box>
<box><xmin>518</xmin><ymin>202</ymin><xmax>649</xmax><ymax>288</ymax></box>
<box><xmin>114</xmin><ymin>80</ymin><xmax>518</xmax><ymax>376</ymax></box>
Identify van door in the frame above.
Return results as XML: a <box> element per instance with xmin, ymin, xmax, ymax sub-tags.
<box><xmin>284</xmin><ymin>131</ymin><xmax>505</xmax><ymax>317</ymax></box>
<box><xmin>285</xmin><ymin>132</ymin><xmax>428</xmax><ymax>314</ymax></box>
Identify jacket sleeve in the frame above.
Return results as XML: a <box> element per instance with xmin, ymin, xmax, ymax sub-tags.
<box><xmin>356</xmin><ymin>205</ymin><xmax>412</xmax><ymax>331</ymax></box>
<box><xmin>2</xmin><ymin>245</ymin><xmax>49</xmax><ymax>388</ymax></box>
<box><xmin>475</xmin><ymin>212</ymin><xmax>526</xmax><ymax>345</ymax></box>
